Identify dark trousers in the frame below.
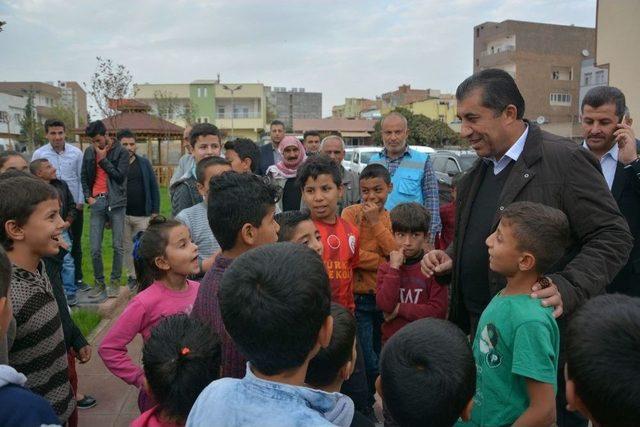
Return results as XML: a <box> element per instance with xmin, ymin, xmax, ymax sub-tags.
<box><xmin>354</xmin><ymin>294</ymin><xmax>382</xmax><ymax>395</ymax></box>
<box><xmin>70</xmin><ymin>208</ymin><xmax>84</xmax><ymax>283</ymax></box>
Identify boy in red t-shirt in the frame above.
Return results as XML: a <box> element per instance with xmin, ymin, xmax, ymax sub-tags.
<box><xmin>376</xmin><ymin>202</ymin><xmax>448</xmax><ymax>342</ymax></box>
<box><xmin>297</xmin><ymin>154</ymin><xmax>373</xmax><ymax>416</ymax></box>
<box><xmin>298</xmin><ymin>155</ymin><xmax>360</xmax><ymax>312</ymax></box>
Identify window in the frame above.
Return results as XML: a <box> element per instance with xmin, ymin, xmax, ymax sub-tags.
<box><xmin>197</xmin><ymin>87</ymin><xmax>208</xmax><ymax>98</ymax></box>
<box><xmin>432</xmin><ymin>156</ymin><xmax>447</xmax><ymax>173</ymax></box>
<box><xmin>595</xmin><ymin>70</ymin><xmax>605</xmax><ymax>84</ymax></box>
<box><xmin>584</xmin><ymin>72</ymin><xmax>592</xmax><ymax>85</ymax></box>
<box><xmin>445</xmin><ymin>158</ymin><xmax>459</xmax><ymax>175</ymax></box>
<box><xmin>550</xmin><ymin>93</ymin><xmax>572</xmax><ymax>106</ymax></box>
<box><xmin>552</xmin><ymin>71</ymin><xmax>559</xmax><ymax>80</ymax></box>
<box><xmin>475</xmin><ymin>28</ymin><xmax>480</xmax><ymax>38</ymax></box>
<box><xmin>218</xmin><ymin>106</ymin><xmax>225</xmax><ymax>117</ymax></box>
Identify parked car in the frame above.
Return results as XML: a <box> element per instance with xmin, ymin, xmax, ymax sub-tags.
<box><xmin>347</xmin><ymin>146</ymin><xmax>382</xmax><ymax>174</ymax></box>
<box><xmin>431</xmin><ymin>150</ymin><xmax>478</xmax><ymax>203</ymax></box>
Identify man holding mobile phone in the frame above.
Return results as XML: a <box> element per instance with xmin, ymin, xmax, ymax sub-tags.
<box><xmin>581</xmin><ymin>86</ymin><xmax>640</xmax><ymax>297</ymax></box>
<box><xmin>81</xmin><ymin>120</ymin><xmax>130</xmax><ymax>300</ymax></box>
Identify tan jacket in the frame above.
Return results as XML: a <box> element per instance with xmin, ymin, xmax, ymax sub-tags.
<box><xmin>342</xmin><ymin>204</ymin><xmax>398</xmax><ymax>294</ymax></box>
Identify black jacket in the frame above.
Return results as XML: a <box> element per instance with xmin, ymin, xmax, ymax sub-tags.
<box><xmin>608</xmin><ymin>159</ymin><xmax>640</xmax><ymax>296</ymax></box>
<box><xmin>50</xmin><ymin>179</ymin><xmax>77</xmax><ymax>224</ymax></box>
<box><xmin>170</xmin><ymin>175</ymin><xmax>201</xmax><ymax>217</ymax></box>
<box><xmin>44</xmin><ymin>253</ymin><xmax>88</xmax><ymax>352</ymax></box>
<box><xmin>449</xmin><ymin>122</ymin><xmax>632</xmax><ymax>331</ymax></box>
<box><xmin>258</xmin><ymin>143</ymin><xmax>276</xmax><ymax>176</ymax></box>
<box><xmin>81</xmin><ymin>140</ymin><xmax>129</xmax><ymax>209</ymax></box>
<box><xmin>131</xmin><ymin>154</ymin><xmax>161</xmax><ymax>216</ymax></box>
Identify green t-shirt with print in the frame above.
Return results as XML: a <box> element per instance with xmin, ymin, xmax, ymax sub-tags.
<box><xmin>467</xmin><ymin>293</ymin><xmax>559</xmax><ymax>427</ymax></box>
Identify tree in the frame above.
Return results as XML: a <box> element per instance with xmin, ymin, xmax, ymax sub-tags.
<box><xmin>49</xmin><ymin>104</ymin><xmax>85</xmax><ymax>130</ymax></box>
<box><xmin>372</xmin><ymin>107</ymin><xmax>464</xmax><ymax>148</ymax></box>
<box><xmin>152</xmin><ymin>90</ymin><xmax>197</xmax><ymax>125</ymax></box>
<box><xmin>18</xmin><ymin>90</ymin><xmax>44</xmax><ymax>152</ymax></box>
<box><xmin>86</xmin><ymin>56</ymin><xmax>134</xmax><ymax>129</ymax></box>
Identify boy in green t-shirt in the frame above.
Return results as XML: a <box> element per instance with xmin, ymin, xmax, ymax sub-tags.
<box><xmin>465</xmin><ymin>201</ymin><xmax>570</xmax><ymax>427</ymax></box>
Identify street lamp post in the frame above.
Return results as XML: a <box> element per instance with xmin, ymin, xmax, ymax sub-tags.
<box><xmin>222</xmin><ymin>84</ymin><xmax>242</xmax><ymax>138</ymax></box>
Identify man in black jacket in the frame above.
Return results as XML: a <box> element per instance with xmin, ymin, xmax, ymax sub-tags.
<box><xmin>421</xmin><ymin>69</ymin><xmax>632</xmax><ymax>427</ymax></box>
<box><xmin>581</xmin><ymin>86</ymin><xmax>639</xmax><ymax>297</ymax></box>
<box><xmin>81</xmin><ymin>120</ymin><xmax>129</xmax><ymax>300</ymax></box>
<box><xmin>119</xmin><ymin>129</ymin><xmax>160</xmax><ymax>289</ymax></box>
<box><xmin>257</xmin><ymin>120</ymin><xmax>285</xmax><ymax>175</ymax></box>
<box><xmin>31</xmin><ymin>158</ymin><xmax>79</xmax><ymax>306</ymax></box>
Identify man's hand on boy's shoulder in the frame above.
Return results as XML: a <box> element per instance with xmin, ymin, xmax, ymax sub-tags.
<box><xmin>531</xmin><ymin>277</ymin><xmax>563</xmax><ymax>318</ymax></box>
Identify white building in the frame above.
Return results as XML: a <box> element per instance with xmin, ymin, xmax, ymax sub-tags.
<box><xmin>0</xmin><ymin>92</ymin><xmax>27</xmax><ymax>150</ymax></box>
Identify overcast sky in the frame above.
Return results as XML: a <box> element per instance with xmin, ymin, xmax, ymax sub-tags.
<box><xmin>1</xmin><ymin>0</ymin><xmax>596</xmax><ymax>117</ymax></box>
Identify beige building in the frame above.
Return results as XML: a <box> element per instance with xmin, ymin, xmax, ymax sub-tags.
<box><xmin>134</xmin><ymin>82</ymin><xmax>267</xmax><ymax>140</ymax></box>
<box><xmin>596</xmin><ymin>0</ymin><xmax>640</xmax><ymax>135</ymax></box>
<box><xmin>474</xmin><ymin>20</ymin><xmax>595</xmax><ymax>139</ymax></box>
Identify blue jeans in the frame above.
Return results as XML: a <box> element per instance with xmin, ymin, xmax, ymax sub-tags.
<box><xmin>354</xmin><ymin>294</ymin><xmax>383</xmax><ymax>393</ymax></box>
<box><xmin>89</xmin><ymin>197</ymin><xmax>125</xmax><ymax>285</ymax></box>
<box><xmin>61</xmin><ymin>231</ymin><xmax>76</xmax><ymax>297</ymax></box>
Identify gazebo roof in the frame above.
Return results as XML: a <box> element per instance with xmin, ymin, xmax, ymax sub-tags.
<box><xmin>76</xmin><ymin>111</ymin><xmax>184</xmax><ymax>139</ymax></box>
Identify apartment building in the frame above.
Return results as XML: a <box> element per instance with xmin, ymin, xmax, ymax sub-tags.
<box><xmin>266</xmin><ymin>87</ymin><xmax>322</xmax><ymax>129</ymax></box>
<box><xmin>474</xmin><ymin>20</ymin><xmax>595</xmax><ymax>138</ymax></box>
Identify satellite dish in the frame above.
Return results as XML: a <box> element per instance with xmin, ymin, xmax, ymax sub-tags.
<box><xmin>582</xmin><ymin>49</ymin><xmax>590</xmax><ymax>57</ymax></box>
<box><xmin>536</xmin><ymin>116</ymin><xmax>546</xmax><ymax>125</ymax></box>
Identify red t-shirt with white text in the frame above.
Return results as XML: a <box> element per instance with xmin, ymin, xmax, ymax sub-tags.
<box><xmin>314</xmin><ymin>217</ymin><xmax>360</xmax><ymax>312</ymax></box>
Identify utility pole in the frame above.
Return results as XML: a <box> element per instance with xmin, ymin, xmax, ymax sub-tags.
<box><xmin>222</xmin><ymin>84</ymin><xmax>242</xmax><ymax>139</ymax></box>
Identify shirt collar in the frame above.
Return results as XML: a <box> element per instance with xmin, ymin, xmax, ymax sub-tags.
<box><xmin>381</xmin><ymin>145</ymin><xmax>410</xmax><ymax>160</ymax></box>
<box><xmin>582</xmin><ymin>140</ymin><xmax>619</xmax><ymax>162</ymax></box>
<box><xmin>487</xmin><ymin>125</ymin><xmax>528</xmax><ymax>164</ymax></box>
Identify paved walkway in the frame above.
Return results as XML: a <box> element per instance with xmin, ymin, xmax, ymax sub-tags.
<box><xmin>76</xmin><ymin>304</ymin><xmax>142</xmax><ymax>427</ymax></box>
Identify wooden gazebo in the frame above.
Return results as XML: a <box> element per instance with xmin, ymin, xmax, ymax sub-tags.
<box><xmin>78</xmin><ymin>99</ymin><xmax>185</xmax><ymax>185</ymax></box>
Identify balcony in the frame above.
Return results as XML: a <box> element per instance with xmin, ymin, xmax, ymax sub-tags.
<box><xmin>216</xmin><ymin>111</ymin><xmax>262</xmax><ymax>119</ymax></box>
<box><xmin>480</xmin><ymin>44</ymin><xmax>515</xmax><ymax>57</ymax></box>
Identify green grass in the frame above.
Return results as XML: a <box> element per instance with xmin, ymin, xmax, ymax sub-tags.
<box><xmin>70</xmin><ymin>308</ymin><xmax>102</xmax><ymax>338</ymax></box>
<box><xmin>80</xmin><ymin>186</ymin><xmax>172</xmax><ymax>285</ymax></box>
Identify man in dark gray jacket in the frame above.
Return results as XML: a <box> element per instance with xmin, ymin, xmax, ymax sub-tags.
<box><xmin>81</xmin><ymin>120</ymin><xmax>129</xmax><ymax>300</ymax></box>
<box><xmin>421</xmin><ymin>69</ymin><xmax>632</xmax><ymax>427</ymax></box>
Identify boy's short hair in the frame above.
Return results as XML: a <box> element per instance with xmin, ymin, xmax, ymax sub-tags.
<box><xmin>207</xmin><ymin>172</ymin><xmax>279</xmax><ymax>251</ymax></box>
<box><xmin>195</xmin><ymin>156</ymin><xmax>230</xmax><ymax>184</ymax></box>
<box><xmin>360</xmin><ymin>163</ymin><xmax>391</xmax><ymax>185</ymax></box>
<box><xmin>44</xmin><ymin>118</ymin><xmax>65</xmax><ymax>132</ymax></box>
<box><xmin>566</xmin><ymin>294</ymin><xmax>640</xmax><ymax>427</ymax></box>
<box><xmin>189</xmin><ymin>123</ymin><xmax>220</xmax><ymax>147</ymax></box>
<box><xmin>143</xmin><ymin>314</ymin><xmax>221</xmax><ymax>423</ymax></box>
<box><xmin>296</xmin><ymin>154</ymin><xmax>342</xmax><ymax>188</ymax></box>
<box><xmin>0</xmin><ymin>246</ymin><xmax>11</xmax><ymax>299</ymax></box>
<box><xmin>116</xmin><ymin>128</ymin><xmax>135</xmax><ymax>141</ymax></box>
<box><xmin>274</xmin><ymin>210</ymin><xmax>311</xmax><ymax>242</ymax></box>
<box><xmin>29</xmin><ymin>158</ymin><xmax>50</xmax><ymax>175</ymax></box>
<box><xmin>501</xmin><ymin>201</ymin><xmax>570</xmax><ymax>273</ymax></box>
<box><xmin>306</xmin><ymin>303</ymin><xmax>356</xmax><ymax>388</ymax></box>
<box><xmin>224</xmin><ymin>138</ymin><xmax>260</xmax><ymax>173</ymax></box>
<box><xmin>85</xmin><ymin>120</ymin><xmax>107</xmax><ymax>137</ymax></box>
<box><xmin>219</xmin><ymin>242</ymin><xmax>331</xmax><ymax>375</ymax></box>
<box><xmin>0</xmin><ymin>175</ymin><xmax>59</xmax><ymax>251</ymax></box>
<box><xmin>391</xmin><ymin>202</ymin><xmax>431</xmax><ymax>234</ymax></box>
<box><xmin>380</xmin><ymin>318</ymin><xmax>476</xmax><ymax>427</ymax></box>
